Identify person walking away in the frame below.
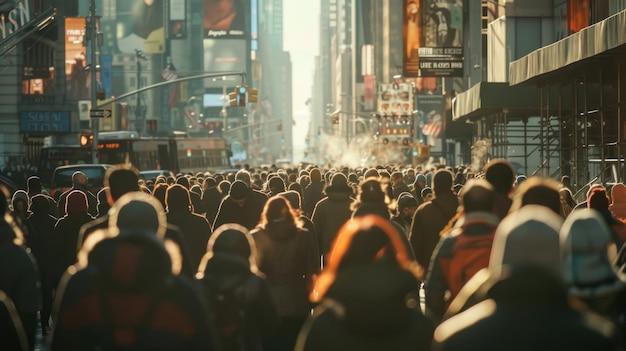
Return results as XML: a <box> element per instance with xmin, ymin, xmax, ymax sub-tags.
<box><xmin>51</xmin><ymin>192</ymin><xmax>217</xmax><ymax>350</ymax></box>
<box><xmin>57</xmin><ymin>171</ymin><xmax>97</xmax><ymax>217</ymax></box>
<box><xmin>197</xmin><ymin>224</ymin><xmax>279</xmax><ymax>350</ymax></box>
<box><xmin>251</xmin><ymin>196</ymin><xmax>319</xmax><ymax>351</ymax></box>
<box><xmin>410</xmin><ymin>169</ymin><xmax>459</xmax><ymax>276</ymax></box>
<box><xmin>0</xmin><ymin>188</ymin><xmax>41</xmax><ymax>351</ymax></box>
<box><xmin>425</xmin><ymin>179</ymin><xmax>499</xmax><ymax>323</ymax></box>
<box><xmin>165</xmin><ymin>184</ymin><xmax>213</xmax><ymax>270</ymax></box>
<box><xmin>295</xmin><ymin>215</ymin><xmax>433</xmax><ymax>351</ymax></box>
<box><xmin>311</xmin><ymin>173</ymin><xmax>354</xmax><ymax>260</ymax></box>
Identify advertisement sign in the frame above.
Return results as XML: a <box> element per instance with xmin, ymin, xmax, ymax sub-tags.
<box><xmin>376</xmin><ymin>83</ymin><xmax>414</xmax><ymax>117</ymax></box>
<box><xmin>203</xmin><ymin>0</ymin><xmax>248</xmax><ymax>39</ymax></box>
<box><xmin>203</xmin><ymin>39</ymin><xmax>247</xmax><ymax>88</ymax></box>
<box><xmin>417</xmin><ymin>94</ymin><xmax>445</xmax><ymax>144</ymax></box>
<box><xmin>19</xmin><ymin>111</ymin><xmax>71</xmax><ymax>133</ymax></box>
<box><xmin>65</xmin><ymin>17</ymin><xmax>89</xmax><ymax>100</ymax></box>
<box><xmin>403</xmin><ymin>0</ymin><xmax>464</xmax><ymax>77</ymax></box>
<box><xmin>169</xmin><ymin>0</ymin><xmax>187</xmax><ymax>39</ymax></box>
<box><xmin>116</xmin><ymin>0</ymin><xmax>165</xmax><ymax>54</ymax></box>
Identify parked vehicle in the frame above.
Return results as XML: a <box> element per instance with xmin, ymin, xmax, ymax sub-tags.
<box><xmin>50</xmin><ymin>164</ymin><xmax>112</xmax><ymax>197</ymax></box>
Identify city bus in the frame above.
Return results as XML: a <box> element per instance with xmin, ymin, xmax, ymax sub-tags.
<box><xmin>38</xmin><ymin>132</ymin><xmax>232</xmax><ymax>188</ymax></box>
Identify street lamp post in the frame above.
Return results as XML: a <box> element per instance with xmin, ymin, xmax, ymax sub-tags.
<box><xmin>135</xmin><ymin>49</ymin><xmax>148</xmax><ymax>136</ymax></box>
<box><xmin>88</xmin><ymin>0</ymin><xmax>101</xmax><ymax>164</ymax></box>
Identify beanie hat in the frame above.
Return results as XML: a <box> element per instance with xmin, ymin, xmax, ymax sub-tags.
<box><xmin>359</xmin><ymin>179</ymin><xmax>385</xmax><ymax>203</ymax></box>
<box><xmin>229</xmin><ymin>180</ymin><xmax>250</xmax><ymax>200</ymax></box>
<box><xmin>588</xmin><ymin>187</ymin><xmax>610</xmax><ymax>210</ymax></box>
<box><xmin>109</xmin><ymin>192</ymin><xmax>167</xmax><ymax>239</ymax></box>
<box><xmin>421</xmin><ymin>187</ymin><xmax>433</xmax><ymax>199</ymax></box>
<box><xmin>560</xmin><ymin>209</ymin><xmax>624</xmax><ymax>297</ymax></box>
<box><xmin>279</xmin><ymin>190</ymin><xmax>301</xmax><ymax>210</ymax></box>
<box><xmin>11</xmin><ymin>190</ymin><xmax>29</xmax><ymax>211</ymax></box>
<box><xmin>66</xmin><ymin>190</ymin><xmax>88</xmax><ymax>214</ymax></box>
<box><xmin>397</xmin><ymin>192</ymin><xmax>418</xmax><ymax>209</ymax></box>
<box><xmin>489</xmin><ymin>205</ymin><xmax>563</xmax><ymax>280</ymax></box>
<box><xmin>326</xmin><ymin>172</ymin><xmax>353</xmax><ymax>193</ymax></box>
<box><xmin>415</xmin><ymin>174</ymin><xmax>427</xmax><ymax>183</ymax></box>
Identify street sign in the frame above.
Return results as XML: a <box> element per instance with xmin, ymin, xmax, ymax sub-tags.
<box><xmin>90</xmin><ymin>109</ymin><xmax>112</xmax><ymax>118</ymax></box>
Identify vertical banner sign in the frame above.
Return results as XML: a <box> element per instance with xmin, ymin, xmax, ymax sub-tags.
<box><xmin>169</xmin><ymin>0</ymin><xmax>187</xmax><ymax>39</ymax></box>
<box><xmin>417</xmin><ymin>94</ymin><xmax>445</xmax><ymax>144</ymax></box>
<box><xmin>116</xmin><ymin>0</ymin><xmax>165</xmax><ymax>54</ymax></box>
<box><xmin>403</xmin><ymin>0</ymin><xmax>464</xmax><ymax>77</ymax></box>
<box><xmin>100</xmin><ymin>54</ymin><xmax>113</xmax><ymax>99</ymax></box>
<box><xmin>65</xmin><ymin>17</ymin><xmax>89</xmax><ymax>100</ymax></box>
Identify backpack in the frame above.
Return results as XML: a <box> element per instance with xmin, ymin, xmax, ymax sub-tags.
<box><xmin>440</xmin><ymin>221</ymin><xmax>496</xmax><ymax>302</ymax></box>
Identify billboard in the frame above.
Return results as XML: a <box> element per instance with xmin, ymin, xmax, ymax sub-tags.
<box><xmin>116</xmin><ymin>0</ymin><xmax>165</xmax><ymax>54</ymax></box>
<box><xmin>417</xmin><ymin>94</ymin><xmax>445</xmax><ymax>144</ymax></box>
<box><xmin>169</xmin><ymin>0</ymin><xmax>187</xmax><ymax>39</ymax></box>
<box><xmin>376</xmin><ymin>83</ymin><xmax>414</xmax><ymax>117</ymax></box>
<box><xmin>65</xmin><ymin>17</ymin><xmax>89</xmax><ymax>100</ymax></box>
<box><xmin>203</xmin><ymin>0</ymin><xmax>248</xmax><ymax>39</ymax></box>
<box><xmin>203</xmin><ymin>39</ymin><xmax>247</xmax><ymax>88</ymax></box>
<box><xmin>403</xmin><ymin>0</ymin><xmax>464</xmax><ymax>77</ymax></box>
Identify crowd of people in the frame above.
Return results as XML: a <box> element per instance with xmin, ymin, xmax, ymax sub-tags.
<box><xmin>1</xmin><ymin>159</ymin><xmax>626</xmax><ymax>350</ymax></box>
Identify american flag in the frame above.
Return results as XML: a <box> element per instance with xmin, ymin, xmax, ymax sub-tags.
<box><xmin>422</xmin><ymin>122</ymin><xmax>441</xmax><ymax>138</ymax></box>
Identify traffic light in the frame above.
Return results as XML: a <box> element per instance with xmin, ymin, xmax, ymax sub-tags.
<box><xmin>247</xmin><ymin>87</ymin><xmax>258</xmax><ymax>103</ymax></box>
<box><xmin>229</xmin><ymin>89</ymin><xmax>238</xmax><ymax>107</ymax></box>
<box><xmin>237</xmin><ymin>85</ymin><xmax>247</xmax><ymax>107</ymax></box>
<box><xmin>79</xmin><ymin>133</ymin><xmax>93</xmax><ymax>146</ymax></box>
<box><xmin>186</xmin><ymin>149</ymin><xmax>192</xmax><ymax>157</ymax></box>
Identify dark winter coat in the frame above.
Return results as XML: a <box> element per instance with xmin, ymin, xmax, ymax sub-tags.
<box><xmin>214</xmin><ymin>193</ymin><xmax>267</xmax><ymax>231</ymax></box>
<box><xmin>303</xmin><ymin>182</ymin><xmax>325</xmax><ymax>218</ymax></box>
<box><xmin>50</xmin><ymin>208</ymin><xmax>95</xmax><ymax>289</ymax></box>
<box><xmin>166</xmin><ymin>208</ymin><xmax>212</xmax><ymax>271</ymax></box>
<box><xmin>51</xmin><ymin>231</ymin><xmax>216</xmax><ymax>351</ymax></box>
<box><xmin>295</xmin><ymin>262</ymin><xmax>433</xmax><ymax>351</ymax></box>
<box><xmin>197</xmin><ymin>224</ymin><xmax>279</xmax><ymax>351</ymax></box>
<box><xmin>79</xmin><ymin>215</ymin><xmax>196</xmax><ymax>278</ymax></box>
<box><xmin>57</xmin><ymin>185</ymin><xmax>98</xmax><ymax>218</ymax></box>
<box><xmin>432</xmin><ymin>266</ymin><xmax>618</xmax><ymax>351</ymax></box>
<box><xmin>0</xmin><ymin>219</ymin><xmax>40</xmax><ymax>351</ymax></box>
<box><xmin>410</xmin><ymin>191</ymin><xmax>459</xmax><ymax>272</ymax></box>
<box><xmin>202</xmin><ymin>186</ymin><xmax>222</xmax><ymax>226</ymax></box>
<box><xmin>311</xmin><ymin>191</ymin><xmax>353</xmax><ymax>255</ymax></box>
<box><xmin>252</xmin><ymin>223</ymin><xmax>319</xmax><ymax>317</ymax></box>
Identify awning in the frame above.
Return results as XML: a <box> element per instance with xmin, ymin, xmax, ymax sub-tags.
<box><xmin>510</xmin><ymin>10</ymin><xmax>626</xmax><ymax>86</ymax></box>
<box><xmin>452</xmin><ymin>82</ymin><xmax>541</xmax><ymax>122</ymax></box>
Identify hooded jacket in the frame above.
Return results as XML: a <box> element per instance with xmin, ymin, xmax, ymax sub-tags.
<box><xmin>166</xmin><ymin>185</ymin><xmax>213</xmax><ymax>270</ymax></box>
<box><xmin>252</xmin><ymin>221</ymin><xmax>319</xmax><ymax>318</ymax></box>
<box><xmin>197</xmin><ymin>224</ymin><xmax>278</xmax><ymax>351</ymax></box>
<box><xmin>433</xmin><ymin>206</ymin><xmax>618</xmax><ymax>350</ymax></box>
<box><xmin>51</xmin><ymin>194</ymin><xmax>216</xmax><ymax>351</ymax></box>
<box><xmin>311</xmin><ymin>175</ymin><xmax>354</xmax><ymax>255</ymax></box>
<box><xmin>303</xmin><ymin>169</ymin><xmax>325</xmax><ymax>217</ymax></box>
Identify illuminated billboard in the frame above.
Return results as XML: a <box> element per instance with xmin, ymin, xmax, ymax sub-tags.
<box><xmin>65</xmin><ymin>17</ymin><xmax>89</xmax><ymax>100</ymax></box>
<box><xmin>203</xmin><ymin>0</ymin><xmax>248</xmax><ymax>39</ymax></box>
<box><xmin>116</xmin><ymin>0</ymin><xmax>165</xmax><ymax>54</ymax></box>
<box><xmin>403</xmin><ymin>0</ymin><xmax>464</xmax><ymax>77</ymax></box>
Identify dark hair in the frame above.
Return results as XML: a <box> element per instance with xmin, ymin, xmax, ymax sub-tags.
<box><xmin>484</xmin><ymin>159</ymin><xmax>515</xmax><ymax>194</ymax></box>
<box><xmin>105</xmin><ymin>165</ymin><xmax>140</xmax><ymax>201</ymax></box>
<box><xmin>258</xmin><ymin>196</ymin><xmax>301</xmax><ymax>230</ymax></box>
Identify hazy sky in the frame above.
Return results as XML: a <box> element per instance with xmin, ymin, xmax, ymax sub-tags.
<box><xmin>283</xmin><ymin>0</ymin><xmax>320</xmax><ymax>113</ymax></box>
<box><xmin>283</xmin><ymin>0</ymin><xmax>320</xmax><ymax>160</ymax></box>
